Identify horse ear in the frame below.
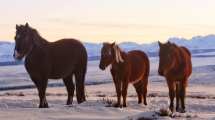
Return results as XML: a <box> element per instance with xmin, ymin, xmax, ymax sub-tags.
<box><xmin>111</xmin><ymin>42</ymin><xmax>115</xmax><ymax>46</ymax></box>
<box><xmin>102</xmin><ymin>42</ymin><xmax>107</xmax><ymax>47</ymax></box>
<box><xmin>25</xmin><ymin>22</ymin><xmax>29</xmax><ymax>28</ymax></box>
<box><xmin>16</xmin><ymin>24</ymin><xmax>19</xmax><ymax>30</ymax></box>
<box><xmin>167</xmin><ymin>41</ymin><xmax>171</xmax><ymax>44</ymax></box>
<box><xmin>158</xmin><ymin>41</ymin><xmax>162</xmax><ymax>47</ymax></box>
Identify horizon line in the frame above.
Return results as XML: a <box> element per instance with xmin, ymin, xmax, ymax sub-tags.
<box><xmin>1</xmin><ymin>34</ymin><xmax>215</xmax><ymax>44</ymax></box>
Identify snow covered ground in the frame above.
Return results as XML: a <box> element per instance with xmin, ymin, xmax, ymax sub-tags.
<box><xmin>1</xmin><ymin>83</ymin><xmax>215</xmax><ymax>120</ymax></box>
<box><xmin>0</xmin><ymin>54</ymin><xmax>214</xmax><ymax>120</ymax></box>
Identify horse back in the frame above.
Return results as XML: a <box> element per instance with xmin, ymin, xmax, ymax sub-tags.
<box><xmin>179</xmin><ymin>46</ymin><xmax>192</xmax><ymax>78</ymax></box>
<box><xmin>48</xmin><ymin>39</ymin><xmax>87</xmax><ymax>63</ymax></box>
<box><xmin>127</xmin><ymin>50</ymin><xmax>149</xmax><ymax>83</ymax></box>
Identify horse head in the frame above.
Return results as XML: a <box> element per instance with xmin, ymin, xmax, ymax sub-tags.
<box><xmin>99</xmin><ymin>42</ymin><xmax>124</xmax><ymax>70</ymax></box>
<box><xmin>158</xmin><ymin>41</ymin><xmax>176</xmax><ymax>76</ymax></box>
<box><xmin>14</xmin><ymin>23</ymin><xmax>46</xmax><ymax>60</ymax></box>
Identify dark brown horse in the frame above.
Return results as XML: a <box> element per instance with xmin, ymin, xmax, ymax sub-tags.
<box><xmin>13</xmin><ymin>23</ymin><xmax>87</xmax><ymax>108</ymax></box>
<box><xmin>158</xmin><ymin>41</ymin><xmax>192</xmax><ymax>113</ymax></box>
<box><xmin>99</xmin><ymin>42</ymin><xmax>149</xmax><ymax>107</ymax></box>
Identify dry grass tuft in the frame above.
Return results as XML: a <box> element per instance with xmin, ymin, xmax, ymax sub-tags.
<box><xmin>100</xmin><ymin>97</ymin><xmax>115</xmax><ymax>107</ymax></box>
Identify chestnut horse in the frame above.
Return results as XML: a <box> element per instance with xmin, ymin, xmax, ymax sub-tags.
<box><xmin>99</xmin><ymin>42</ymin><xmax>149</xmax><ymax>107</ymax></box>
<box><xmin>13</xmin><ymin>23</ymin><xmax>87</xmax><ymax>108</ymax></box>
<box><xmin>158</xmin><ymin>41</ymin><xmax>192</xmax><ymax>113</ymax></box>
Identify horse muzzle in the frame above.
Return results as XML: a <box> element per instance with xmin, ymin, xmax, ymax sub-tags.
<box><xmin>99</xmin><ymin>64</ymin><xmax>106</xmax><ymax>70</ymax></box>
<box><xmin>158</xmin><ymin>69</ymin><xmax>164</xmax><ymax>76</ymax></box>
<box><xmin>13</xmin><ymin>50</ymin><xmax>24</xmax><ymax>60</ymax></box>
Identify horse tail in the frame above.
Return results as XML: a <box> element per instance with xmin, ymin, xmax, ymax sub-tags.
<box><xmin>143</xmin><ymin>52</ymin><xmax>150</xmax><ymax>78</ymax></box>
<box><xmin>82</xmin><ymin>46</ymin><xmax>88</xmax><ymax>81</ymax></box>
<box><xmin>76</xmin><ymin>45</ymin><xmax>88</xmax><ymax>102</ymax></box>
<box><xmin>181</xmin><ymin>47</ymin><xmax>191</xmax><ymax>57</ymax></box>
<box><xmin>180</xmin><ymin>46</ymin><xmax>192</xmax><ymax>78</ymax></box>
<box><xmin>142</xmin><ymin>52</ymin><xmax>150</xmax><ymax>105</ymax></box>
<box><xmin>138</xmin><ymin>52</ymin><xmax>150</xmax><ymax>89</ymax></box>
<box><xmin>144</xmin><ymin>54</ymin><xmax>149</xmax><ymax>87</ymax></box>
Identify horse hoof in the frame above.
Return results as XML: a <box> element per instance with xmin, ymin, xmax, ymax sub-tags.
<box><xmin>176</xmin><ymin>107</ymin><xmax>180</xmax><ymax>112</ymax></box>
<box><xmin>144</xmin><ymin>102</ymin><xmax>147</xmax><ymax>105</ymax></box>
<box><xmin>66</xmin><ymin>100</ymin><xmax>73</xmax><ymax>105</ymax></box>
<box><xmin>39</xmin><ymin>105</ymin><xmax>49</xmax><ymax>108</ymax></box>
<box><xmin>113</xmin><ymin>103</ymin><xmax>122</xmax><ymax>108</ymax></box>
<box><xmin>77</xmin><ymin>98</ymin><xmax>86</xmax><ymax>104</ymax></box>
<box><xmin>169</xmin><ymin>107</ymin><xmax>174</xmax><ymax>113</ymax></box>
<box><xmin>39</xmin><ymin>102</ymin><xmax>49</xmax><ymax>108</ymax></box>
<box><xmin>66</xmin><ymin>103</ymin><xmax>73</xmax><ymax>106</ymax></box>
<box><xmin>180</xmin><ymin>109</ymin><xmax>186</xmax><ymax>113</ymax></box>
<box><xmin>77</xmin><ymin>100</ymin><xmax>85</xmax><ymax>104</ymax></box>
<box><xmin>123</xmin><ymin>104</ymin><xmax>127</xmax><ymax>107</ymax></box>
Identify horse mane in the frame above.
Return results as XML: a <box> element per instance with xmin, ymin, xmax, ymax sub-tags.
<box><xmin>113</xmin><ymin>44</ymin><xmax>124</xmax><ymax>63</ymax></box>
<box><xmin>27</xmin><ymin>26</ymin><xmax>49</xmax><ymax>46</ymax></box>
<box><xmin>168</xmin><ymin>42</ymin><xmax>178</xmax><ymax>49</ymax></box>
<box><xmin>168</xmin><ymin>42</ymin><xmax>188</xmax><ymax>74</ymax></box>
<box><xmin>170</xmin><ymin>43</ymin><xmax>191</xmax><ymax>60</ymax></box>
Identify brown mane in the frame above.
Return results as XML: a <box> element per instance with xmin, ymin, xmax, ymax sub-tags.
<box><xmin>158</xmin><ymin>41</ymin><xmax>192</xmax><ymax>113</ymax></box>
<box><xmin>28</xmin><ymin>27</ymin><xmax>48</xmax><ymax>46</ymax></box>
<box><xmin>99</xmin><ymin>42</ymin><xmax>150</xmax><ymax>107</ymax></box>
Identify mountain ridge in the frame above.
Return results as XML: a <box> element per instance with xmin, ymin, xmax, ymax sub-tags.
<box><xmin>0</xmin><ymin>34</ymin><xmax>215</xmax><ymax>62</ymax></box>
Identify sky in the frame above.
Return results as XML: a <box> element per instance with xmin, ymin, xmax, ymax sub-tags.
<box><xmin>0</xmin><ymin>0</ymin><xmax>215</xmax><ymax>43</ymax></box>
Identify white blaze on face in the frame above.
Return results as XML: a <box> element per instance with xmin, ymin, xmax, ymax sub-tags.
<box><xmin>14</xmin><ymin>50</ymin><xmax>22</xmax><ymax>59</ymax></box>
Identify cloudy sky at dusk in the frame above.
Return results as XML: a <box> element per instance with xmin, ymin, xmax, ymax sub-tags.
<box><xmin>1</xmin><ymin>0</ymin><xmax>215</xmax><ymax>43</ymax></box>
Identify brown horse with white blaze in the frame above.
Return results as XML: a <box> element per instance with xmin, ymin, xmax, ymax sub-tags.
<box><xmin>13</xmin><ymin>23</ymin><xmax>88</xmax><ymax>108</ymax></box>
<box><xmin>158</xmin><ymin>41</ymin><xmax>192</xmax><ymax>113</ymax></box>
<box><xmin>99</xmin><ymin>42</ymin><xmax>149</xmax><ymax>107</ymax></box>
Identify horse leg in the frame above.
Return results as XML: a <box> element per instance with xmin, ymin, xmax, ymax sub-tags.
<box><xmin>31</xmin><ymin>76</ymin><xmax>48</xmax><ymax>108</ymax></box>
<box><xmin>180</xmin><ymin>80</ymin><xmax>187</xmax><ymax>113</ymax></box>
<box><xmin>74</xmin><ymin>70</ymin><xmax>86</xmax><ymax>104</ymax></box>
<box><xmin>111</xmin><ymin>70</ymin><xmax>122</xmax><ymax>108</ymax></box>
<box><xmin>63</xmin><ymin>75</ymin><xmax>75</xmax><ymax>105</ymax></box>
<box><xmin>176</xmin><ymin>82</ymin><xmax>180</xmax><ymax>112</ymax></box>
<box><xmin>134</xmin><ymin>82</ymin><xmax>143</xmax><ymax>104</ymax></box>
<box><xmin>143</xmin><ymin>84</ymin><xmax>148</xmax><ymax>105</ymax></box>
<box><xmin>114</xmin><ymin>78</ymin><xmax>122</xmax><ymax>108</ymax></box>
<box><xmin>122</xmin><ymin>80</ymin><xmax>129</xmax><ymax>107</ymax></box>
<box><xmin>142</xmin><ymin>78</ymin><xmax>148</xmax><ymax>105</ymax></box>
<box><xmin>167</xmin><ymin>80</ymin><xmax>176</xmax><ymax>112</ymax></box>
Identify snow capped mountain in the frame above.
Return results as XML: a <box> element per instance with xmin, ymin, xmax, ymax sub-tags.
<box><xmin>120</xmin><ymin>35</ymin><xmax>215</xmax><ymax>53</ymax></box>
<box><xmin>0</xmin><ymin>42</ymin><xmax>14</xmax><ymax>55</ymax></box>
<box><xmin>0</xmin><ymin>42</ymin><xmax>14</xmax><ymax>62</ymax></box>
<box><xmin>119</xmin><ymin>42</ymin><xmax>141</xmax><ymax>51</ymax></box>
<box><xmin>1</xmin><ymin>34</ymin><xmax>215</xmax><ymax>62</ymax></box>
<box><xmin>84</xmin><ymin>42</ymin><xmax>102</xmax><ymax>57</ymax></box>
<box><xmin>168</xmin><ymin>34</ymin><xmax>215</xmax><ymax>49</ymax></box>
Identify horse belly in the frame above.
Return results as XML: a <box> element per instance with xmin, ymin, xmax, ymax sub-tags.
<box><xmin>49</xmin><ymin>45</ymin><xmax>87</xmax><ymax>79</ymax></box>
<box><xmin>49</xmin><ymin>62</ymin><xmax>76</xmax><ymax>79</ymax></box>
<box><xmin>129</xmin><ymin>75</ymin><xmax>144</xmax><ymax>84</ymax></box>
<box><xmin>129</xmin><ymin>63</ymin><xmax>146</xmax><ymax>84</ymax></box>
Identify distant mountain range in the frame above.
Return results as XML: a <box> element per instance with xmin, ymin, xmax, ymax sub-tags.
<box><xmin>1</xmin><ymin>34</ymin><xmax>215</xmax><ymax>62</ymax></box>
